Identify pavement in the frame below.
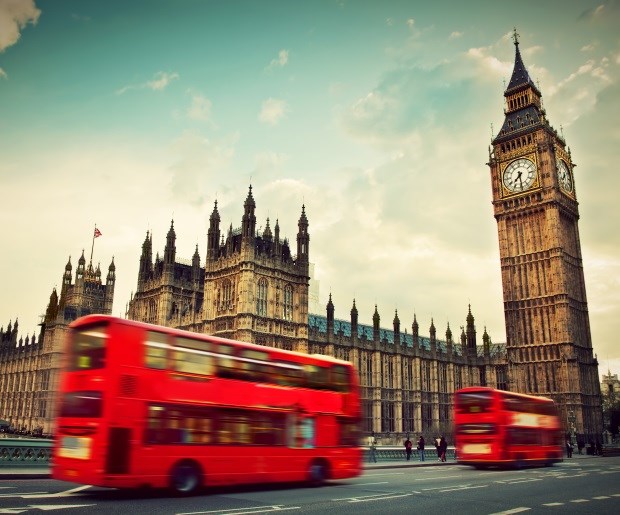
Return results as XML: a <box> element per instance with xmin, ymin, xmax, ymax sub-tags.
<box><xmin>0</xmin><ymin>452</ymin><xmax>600</xmax><ymax>480</ymax></box>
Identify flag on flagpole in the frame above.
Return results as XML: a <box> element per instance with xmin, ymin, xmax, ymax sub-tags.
<box><xmin>94</xmin><ymin>228</ymin><xmax>102</xmax><ymax>238</ymax></box>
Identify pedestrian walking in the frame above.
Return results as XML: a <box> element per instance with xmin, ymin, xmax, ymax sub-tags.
<box><xmin>566</xmin><ymin>438</ymin><xmax>573</xmax><ymax>458</ymax></box>
<box><xmin>417</xmin><ymin>434</ymin><xmax>425</xmax><ymax>461</ymax></box>
<box><xmin>404</xmin><ymin>436</ymin><xmax>413</xmax><ymax>461</ymax></box>
<box><xmin>439</xmin><ymin>435</ymin><xmax>448</xmax><ymax>462</ymax></box>
<box><xmin>368</xmin><ymin>431</ymin><xmax>377</xmax><ymax>463</ymax></box>
<box><xmin>434</xmin><ymin>436</ymin><xmax>441</xmax><ymax>461</ymax></box>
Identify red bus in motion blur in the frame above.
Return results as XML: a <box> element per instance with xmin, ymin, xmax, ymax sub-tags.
<box><xmin>454</xmin><ymin>387</ymin><xmax>563</xmax><ymax>469</ymax></box>
<box><xmin>52</xmin><ymin>315</ymin><xmax>362</xmax><ymax>494</ymax></box>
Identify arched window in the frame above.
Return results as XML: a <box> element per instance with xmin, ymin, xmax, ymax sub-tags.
<box><xmin>222</xmin><ymin>279</ymin><xmax>233</xmax><ymax>309</ymax></box>
<box><xmin>256</xmin><ymin>278</ymin><xmax>268</xmax><ymax>317</ymax></box>
<box><xmin>283</xmin><ymin>284</ymin><xmax>293</xmax><ymax>321</ymax></box>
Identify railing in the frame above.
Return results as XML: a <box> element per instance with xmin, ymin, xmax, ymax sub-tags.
<box><xmin>365</xmin><ymin>446</ymin><xmax>457</xmax><ymax>462</ymax></box>
<box><xmin>0</xmin><ymin>438</ymin><xmax>53</xmax><ymax>467</ymax></box>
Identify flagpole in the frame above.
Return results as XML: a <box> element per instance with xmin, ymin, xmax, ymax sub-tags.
<box><xmin>90</xmin><ymin>225</ymin><xmax>96</xmax><ymax>264</ymax></box>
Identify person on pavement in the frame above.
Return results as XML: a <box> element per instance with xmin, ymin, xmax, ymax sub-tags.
<box><xmin>417</xmin><ymin>435</ymin><xmax>425</xmax><ymax>461</ymax></box>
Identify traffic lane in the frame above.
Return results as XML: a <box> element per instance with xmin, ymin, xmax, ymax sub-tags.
<box><xmin>0</xmin><ymin>460</ymin><xmax>619</xmax><ymax>514</ymax></box>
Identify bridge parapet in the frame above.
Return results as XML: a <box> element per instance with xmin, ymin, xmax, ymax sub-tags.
<box><xmin>0</xmin><ymin>438</ymin><xmax>53</xmax><ymax>467</ymax></box>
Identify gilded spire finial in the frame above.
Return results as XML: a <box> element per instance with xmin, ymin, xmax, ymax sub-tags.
<box><xmin>512</xmin><ymin>27</ymin><xmax>519</xmax><ymax>46</ymax></box>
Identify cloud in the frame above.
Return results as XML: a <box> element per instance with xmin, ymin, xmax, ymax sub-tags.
<box><xmin>449</xmin><ymin>31</ymin><xmax>463</xmax><ymax>40</ymax></box>
<box><xmin>168</xmin><ymin>130</ymin><xmax>237</xmax><ymax>206</ymax></box>
<box><xmin>187</xmin><ymin>92</ymin><xmax>213</xmax><ymax>122</ymax></box>
<box><xmin>258</xmin><ymin>98</ymin><xmax>288</xmax><ymax>125</ymax></box>
<box><xmin>406</xmin><ymin>18</ymin><xmax>415</xmax><ymax>29</ymax></box>
<box><xmin>0</xmin><ymin>0</ymin><xmax>40</xmax><ymax>52</ymax></box>
<box><xmin>0</xmin><ymin>68</ymin><xmax>7</xmax><ymax>79</ymax></box>
<box><xmin>116</xmin><ymin>71</ymin><xmax>179</xmax><ymax>95</ymax></box>
<box><xmin>265</xmin><ymin>49</ymin><xmax>289</xmax><ymax>71</ymax></box>
<box><xmin>579</xmin><ymin>1</ymin><xmax>620</xmax><ymax>21</ymax></box>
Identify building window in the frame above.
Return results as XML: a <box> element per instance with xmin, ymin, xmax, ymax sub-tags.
<box><xmin>283</xmin><ymin>284</ymin><xmax>293</xmax><ymax>321</ymax></box>
<box><xmin>381</xmin><ymin>401</ymin><xmax>395</xmax><ymax>433</ymax></box>
<box><xmin>402</xmin><ymin>402</ymin><xmax>415</xmax><ymax>432</ymax></box>
<box><xmin>256</xmin><ymin>278</ymin><xmax>268</xmax><ymax>317</ymax></box>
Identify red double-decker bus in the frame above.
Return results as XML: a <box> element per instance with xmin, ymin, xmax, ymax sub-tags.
<box><xmin>454</xmin><ymin>387</ymin><xmax>564</xmax><ymax>469</ymax></box>
<box><xmin>52</xmin><ymin>315</ymin><xmax>362</xmax><ymax>494</ymax></box>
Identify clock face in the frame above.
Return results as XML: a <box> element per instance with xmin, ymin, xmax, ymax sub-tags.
<box><xmin>502</xmin><ymin>158</ymin><xmax>537</xmax><ymax>193</ymax></box>
<box><xmin>557</xmin><ymin>159</ymin><xmax>573</xmax><ymax>193</ymax></box>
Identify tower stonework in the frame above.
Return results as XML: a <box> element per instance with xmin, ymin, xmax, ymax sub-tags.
<box><xmin>0</xmin><ymin>252</ymin><xmax>115</xmax><ymax>435</ymax></box>
<box><xmin>128</xmin><ymin>186</ymin><xmax>310</xmax><ymax>353</ymax></box>
<box><xmin>488</xmin><ymin>32</ymin><xmax>602</xmax><ymax>436</ymax></box>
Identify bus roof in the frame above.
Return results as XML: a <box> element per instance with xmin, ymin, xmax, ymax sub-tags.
<box><xmin>70</xmin><ymin>314</ymin><xmax>353</xmax><ymax>367</ymax></box>
<box><xmin>455</xmin><ymin>386</ymin><xmax>554</xmax><ymax>404</ymax></box>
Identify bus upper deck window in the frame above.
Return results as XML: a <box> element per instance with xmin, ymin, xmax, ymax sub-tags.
<box><xmin>70</xmin><ymin>326</ymin><xmax>107</xmax><ymax>371</ymax></box>
<box><xmin>331</xmin><ymin>365</ymin><xmax>350</xmax><ymax>392</ymax></box>
<box><xmin>145</xmin><ymin>332</ymin><xmax>168</xmax><ymax>369</ymax></box>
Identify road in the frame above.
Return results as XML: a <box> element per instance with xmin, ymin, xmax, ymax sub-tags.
<box><xmin>1</xmin><ymin>458</ymin><xmax>619</xmax><ymax>514</ymax></box>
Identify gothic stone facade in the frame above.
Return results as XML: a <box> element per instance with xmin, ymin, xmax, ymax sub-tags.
<box><xmin>126</xmin><ymin>186</ymin><xmax>507</xmax><ymax>442</ymax></box>
<box><xmin>0</xmin><ymin>252</ymin><xmax>115</xmax><ymax>435</ymax></box>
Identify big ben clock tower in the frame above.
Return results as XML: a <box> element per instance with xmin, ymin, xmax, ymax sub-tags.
<box><xmin>488</xmin><ymin>30</ymin><xmax>602</xmax><ymax>439</ymax></box>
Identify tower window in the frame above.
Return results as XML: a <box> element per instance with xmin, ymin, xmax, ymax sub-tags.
<box><xmin>283</xmin><ymin>284</ymin><xmax>293</xmax><ymax>321</ymax></box>
<box><xmin>256</xmin><ymin>278</ymin><xmax>268</xmax><ymax>317</ymax></box>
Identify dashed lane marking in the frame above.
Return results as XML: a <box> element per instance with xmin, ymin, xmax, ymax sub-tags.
<box><xmin>542</xmin><ymin>503</ymin><xmax>564</xmax><ymax>506</ymax></box>
<box><xmin>592</xmin><ymin>496</ymin><xmax>610</xmax><ymax>499</ymax></box>
<box><xmin>178</xmin><ymin>506</ymin><xmax>300</xmax><ymax>515</ymax></box>
<box><xmin>488</xmin><ymin>507</ymin><xmax>530</xmax><ymax>515</ymax></box>
<box><xmin>569</xmin><ymin>499</ymin><xmax>589</xmax><ymax>503</ymax></box>
<box><xmin>332</xmin><ymin>493</ymin><xmax>412</xmax><ymax>502</ymax></box>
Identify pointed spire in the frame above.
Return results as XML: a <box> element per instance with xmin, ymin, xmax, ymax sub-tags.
<box><xmin>506</xmin><ymin>28</ymin><xmax>540</xmax><ymax>96</ymax></box>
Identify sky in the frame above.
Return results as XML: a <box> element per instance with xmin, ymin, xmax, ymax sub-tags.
<box><xmin>1</xmin><ymin>0</ymin><xmax>619</xmax><ymax>378</ymax></box>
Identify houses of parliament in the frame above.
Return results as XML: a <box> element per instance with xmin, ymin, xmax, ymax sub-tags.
<box><xmin>0</xmin><ymin>35</ymin><xmax>602</xmax><ymax>442</ymax></box>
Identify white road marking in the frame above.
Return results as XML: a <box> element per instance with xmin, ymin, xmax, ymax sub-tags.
<box><xmin>569</xmin><ymin>499</ymin><xmax>589</xmax><ymax>503</ymax></box>
<box><xmin>333</xmin><ymin>492</ymin><xmax>413</xmax><ymax>503</ymax></box>
<box><xmin>413</xmin><ymin>475</ymin><xmax>462</xmax><ymax>481</ymax></box>
<box><xmin>178</xmin><ymin>506</ymin><xmax>300</xmax><ymax>515</ymax></box>
<box><xmin>364</xmin><ymin>472</ymin><xmax>405</xmax><ymax>477</ymax></box>
<box><xmin>29</xmin><ymin>505</ymin><xmax>97</xmax><ymax>511</ymax></box>
<box><xmin>349</xmin><ymin>493</ymin><xmax>413</xmax><ymax>503</ymax></box>
<box><xmin>22</xmin><ymin>485</ymin><xmax>92</xmax><ymax>499</ymax></box>
<box><xmin>488</xmin><ymin>507</ymin><xmax>530</xmax><ymax>514</ymax></box>
<box><xmin>592</xmin><ymin>496</ymin><xmax>610</xmax><ymax>499</ymax></box>
<box><xmin>505</xmin><ymin>478</ymin><xmax>542</xmax><ymax>484</ymax></box>
<box><xmin>350</xmin><ymin>482</ymin><xmax>389</xmax><ymax>486</ymax></box>
<box><xmin>440</xmin><ymin>484</ymin><xmax>488</xmax><ymax>493</ymax></box>
<box><xmin>542</xmin><ymin>502</ymin><xmax>563</xmax><ymax>506</ymax></box>
<box><xmin>0</xmin><ymin>492</ymin><xmax>48</xmax><ymax>498</ymax></box>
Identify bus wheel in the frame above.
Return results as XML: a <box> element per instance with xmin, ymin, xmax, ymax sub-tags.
<box><xmin>308</xmin><ymin>460</ymin><xmax>327</xmax><ymax>487</ymax></box>
<box><xmin>170</xmin><ymin>460</ymin><xmax>202</xmax><ymax>496</ymax></box>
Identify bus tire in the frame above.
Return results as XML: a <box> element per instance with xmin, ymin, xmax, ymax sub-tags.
<box><xmin>308</xmin><ymin>460</ymin><xmax>328</xmax><ymax>487</ymax></box>
<box><xmin>170</xmin><ymin>460</ymin><xmax>202</xmax><ymax>496</ymax></box>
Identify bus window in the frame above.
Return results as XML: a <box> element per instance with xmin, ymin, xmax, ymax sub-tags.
<box><xmin>331</xmin><ymin>365</ymin><xmax>350</xmax><ymax>392</ymax></box>
<box><xmin>70</xmin><ymin>326</ymin><xmax>107</xmax><ymax>371</ymax></box>
<box><xmin>218</xmin><ymin>410</ymin><xmax>251</xmax><ymax>444</ymax></box>
<box><xmin>239</xmin><ymin>349</ymin><xmax>270</xmax><ymax>381</ymax></box>
<box><xmin>172</xmin><ymin>337</ymin><xmax>214</xmax><ymax>376</ymax></box>
<box><xmin>59</xmin><ymin>391</ymin><xmax>103</xmax><ymax>418</ymax></box>
<box><xmin>145</xmin><ymin>332</ymin><xmax>168</xmax><ymax>370</ymax></box>
<box><xmin>217</xmin><ymin>344</ymin><xmax>238</xmax><ymax>379</ymax></box>
<box><xmin>275</xmin><ymin>361</ymin><xmax>304</xmax><ymax>387</ymax></box>
<box><xmin>338</xmin><ymin>416</ymin><xmax>360</xmax><ymax>446</ymax></box>
<box><xmin>251</xmin><ymin>412</ymin><xmax>286</xmax><ymax>445</ymax></box>
<box><xmin>456</xmin><ymin>390</ymin><xmax>493</xmax><ymax>414</ymax></box>
<box><xmin>305</xmin><ymin>365</ymin><xmax>329</xmax><ymax>389</ymax></box>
